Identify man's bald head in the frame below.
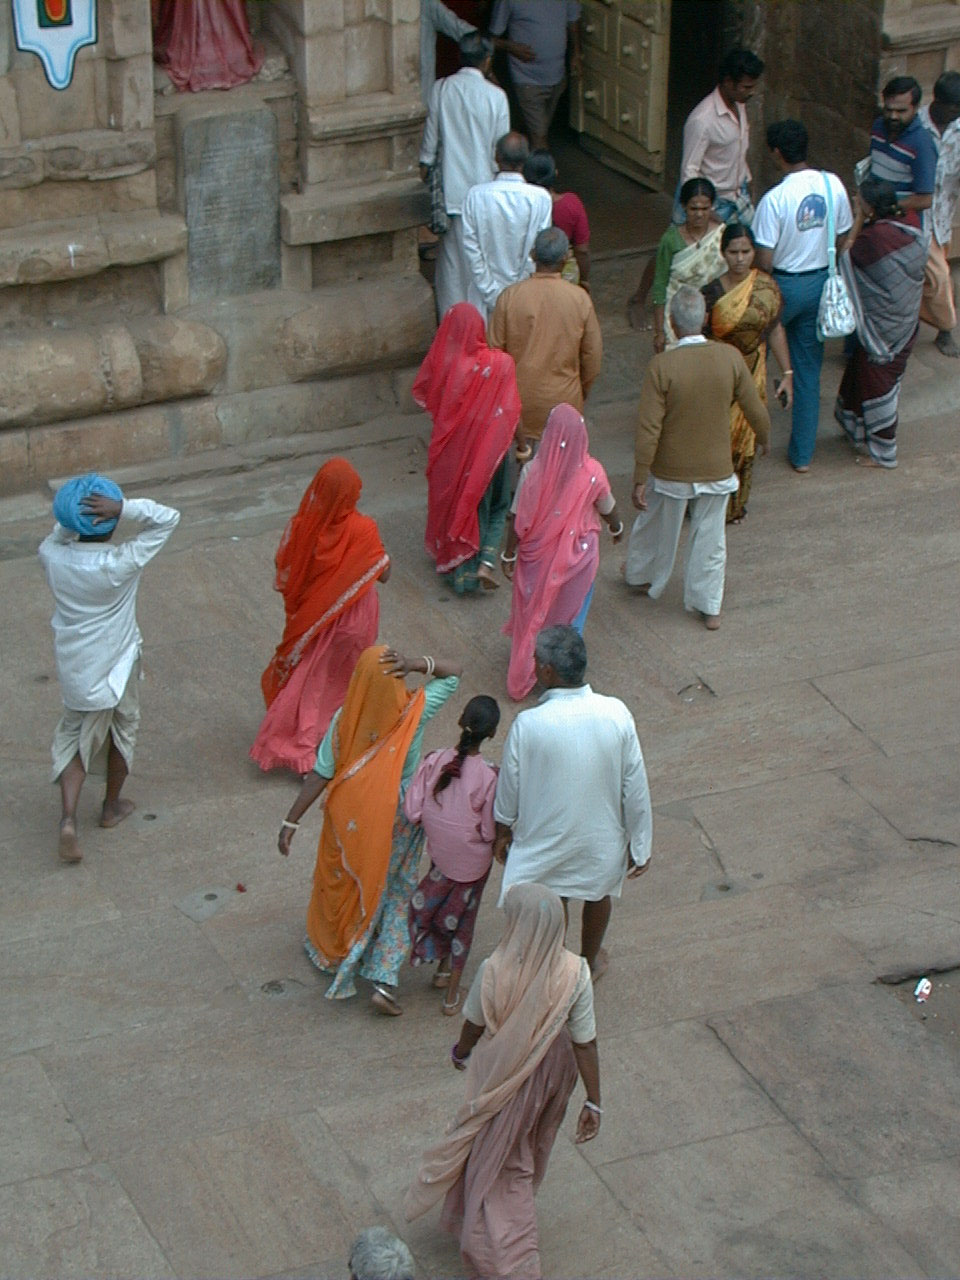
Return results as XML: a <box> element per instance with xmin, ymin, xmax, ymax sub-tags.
<box><xmin>495</xmin><ymin>132</ymin><xmax>531</xmax><ymax>171</ymax></box>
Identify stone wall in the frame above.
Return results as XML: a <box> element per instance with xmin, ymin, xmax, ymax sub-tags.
<box><xmin>735</xmin><ymin>0</ymin><xmax>885</xmax><ymax>192</ymax></box>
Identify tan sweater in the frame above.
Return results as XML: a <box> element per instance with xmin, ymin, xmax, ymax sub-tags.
<box><xmin>633</xmin><ymin>340</ymin><xmax>771</xmax><ymax>486</ymax></box>
<box><xmin>488</xmin><ymin>272</ymin><xmax>603</xmax><ymax>438</ymax></box>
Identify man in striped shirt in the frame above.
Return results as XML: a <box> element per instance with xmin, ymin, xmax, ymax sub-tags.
<box><xmin>869</xmin><ymin>76</ymin><xmax>937</xmax><ymax>225</ymax></box>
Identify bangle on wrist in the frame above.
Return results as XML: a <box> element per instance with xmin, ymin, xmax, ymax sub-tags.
<box><xmin>608</xmin><ymin>520</ymin><xmax>624</xmax><ymax>538</ymax></box>
<box><xmin>500</xmin><ymin>552</ymin><xmax>517</xmax><ymax>563</ymax></box>
<box><xmin>515</xmin><ymin>443</ymin><xmax>533</xmax><ymax>461</ymax></box>
<box><xmin>281</xmin><ymin>819</ymin><xmax>299</xmax><ymax>831</ymax></box>
<box><xmin>582</xmin><ymin>1100</ymin><xmax>603</xmax><ymax>1115</ymax></box>
<box><xmin>451</xmin><ymin>1043</ymin><xmax>470</xmax><ymax>1066</ymax></box>
<box><xmin>781</xmin><ymin>369</ymin><xmax>793</xmax><ymax>377</ymax></box>
<box><xmin>422</xmin><ymin>655</ymin><xmax>435</xmax><ymax>679</ymax></box>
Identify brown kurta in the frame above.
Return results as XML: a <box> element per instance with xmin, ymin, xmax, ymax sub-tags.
<box><xmin>633</xmin><ymin>340</ymin><xmax>771</xmax><ymax>487</ymax></box>
<box><xmin>488</xmin><ymin>273</ymin><xmax>603</xmax><ymax>439</ymax></box>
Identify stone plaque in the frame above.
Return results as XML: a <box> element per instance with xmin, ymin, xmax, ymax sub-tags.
<box><xmin>178</xmin><ymin>106</ymin><xmax>280</xmax><ymax>302</ymax></box>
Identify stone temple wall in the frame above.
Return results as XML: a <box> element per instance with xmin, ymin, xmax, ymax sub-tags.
<box><xmin>0</xmin><ymin>0</ymin><xmax>434</xmax><ymax>495</ymax></box>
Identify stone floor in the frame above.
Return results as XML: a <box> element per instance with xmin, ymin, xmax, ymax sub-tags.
<box><xmin>1</xmin><ymin>322</ymin><xmax>959</xmax><ymax>1278</ymax></box>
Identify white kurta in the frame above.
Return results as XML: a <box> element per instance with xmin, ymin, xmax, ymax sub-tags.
<box><xmin>460</xmin><ymin>172</ymin><xmax>552</xmax><ymax>318</ymax></box>
<box><xmin>493</xmin><ymin>684</ymin><xmax>652</xmax><ymax>904</ymax></box>
<box><xmin>38</xmin><ymin>499</ymin><xmax>180</xmax><ymax>711</ymax></box>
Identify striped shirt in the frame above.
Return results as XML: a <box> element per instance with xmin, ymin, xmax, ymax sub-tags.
<box><xmin>869</xmin><ymin>115</ymin><xmax>937</xmax><ymax>199</ymax></box>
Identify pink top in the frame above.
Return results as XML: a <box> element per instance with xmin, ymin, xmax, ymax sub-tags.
<box><xmin>552</xmin><ymin>191</ymin><xmax>590</xmax><ymax>246</ymax></box>
<box><xmin>403</xmin><ymin>748</ymin><xmax>498</xmax><ymax>883</ymax></box>
<box><xmin>680</xmin><ymin>87</ymin><xmax>750</xmax><ymax>199</ymax></box>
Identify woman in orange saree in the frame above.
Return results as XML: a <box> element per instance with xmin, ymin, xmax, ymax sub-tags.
<box><xmin>251</xmin><ymin>459</ymin><xmax>390</xmax><ymax>775</ymax></box>
<box><xmin>702</xmin><ymin>224</ymin><xmax>793</xmax><ymax>523</ymax></box>
<box><xmin>278</xmin><ymin>645</ymin><xmax>461</xmax><ymax>1015</ymax></box>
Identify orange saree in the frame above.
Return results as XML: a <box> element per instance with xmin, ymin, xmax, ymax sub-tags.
<box><xmin>306</xmin><ymin>647</ymin><xmax>425</xmax><ymax>967</ymax></box>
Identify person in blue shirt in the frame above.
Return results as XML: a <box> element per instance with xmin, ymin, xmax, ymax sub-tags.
<box><xmin>869</xmin><ymin>76</ymin><xmax>937</xmax><ymax>221</ymax></box>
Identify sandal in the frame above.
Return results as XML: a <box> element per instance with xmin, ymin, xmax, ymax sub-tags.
<box><xmin>442</xmin><ymin>993</ymin><xmax>462</xmax><ymax>1016</ymax></box>
<box><xmin>432</xmin><ymin>967</ymin><xmax>452</xmax><ymax>989</ymax></box>
<box><xmin>371</xmin><ymin>984</ymin><xmax>403</xmax><ymax>1017</ymax></box>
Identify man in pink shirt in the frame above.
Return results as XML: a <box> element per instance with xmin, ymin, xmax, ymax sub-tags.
<box><xmin>677</xmin><ymin>47</ymin><xmax>764</xmax><ymax>224</ymax></box>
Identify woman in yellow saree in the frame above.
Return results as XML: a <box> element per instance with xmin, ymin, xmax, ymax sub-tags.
<box><xmin>702</xmin><ymin>223</ymin><xmax>793</xmax><ymax>523</ymax></box>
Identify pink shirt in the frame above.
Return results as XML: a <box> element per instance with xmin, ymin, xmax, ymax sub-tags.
<box><xmin>680</xmin><ymin>87</ymin><xmax>750</xmax><ymax>199</ymax></box>
<box><xmin>403</xmin><ymin>749</ymin><xmax>498</xmax><ymax>883</ymax></box>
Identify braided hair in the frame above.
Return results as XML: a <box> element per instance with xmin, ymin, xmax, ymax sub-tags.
<box><xmin>433</xmin><ymin>695</ymin><xmax>500</xmax><ymax>799</ymax></box>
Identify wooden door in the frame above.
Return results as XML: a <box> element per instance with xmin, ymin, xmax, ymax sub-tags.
<box><xmin>570</xmin><ymin>0</ymin><xmax>671</xmax><ymax>189</ymax></box>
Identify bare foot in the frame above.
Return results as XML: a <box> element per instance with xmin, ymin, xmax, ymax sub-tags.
<box><xmin>442</xmin><ymin>992</ymin><xmax>462</xmax><ymax>1016</ymax></box>
<box><xmin>855</xmin><ymin>455</ymin><xmax>891</xmax><ymax>469</ymax></box>
<box><xmin>476</xmin><ymin>563</ymin><xmax>499</xmax><ymax>591</ymax></box>
<box><xmin>100</xmin><ymin>798</ymin><xmax>135</xmax><ymax>829</ymax></box>
<box><xmin>627</xmin><ymin>581</ymin><xmax>651</xmax><ymax>595</ymax></box>
<box><xmin>371</xmin><ymin>985</ymin><xmax>403</xmax><ymax>1017</ymax></box>
<box><xmin>590</xmin><ymin>947</ymin><xmax>610</xmax><ymax>982</ymax></box>
<box><xmin>58</xmin><ymin>819</ymin><xmax>82</xmax><ymax>864</ymax></box>
<box><xmin>701</xmin><ymin>612</ymin><xmax>721</xmax><ymax>631</ymax></box>
<box><xmin>432</xmin><ymin>965</ymin><xmax>452</xmax><ymax>989</ymax></box>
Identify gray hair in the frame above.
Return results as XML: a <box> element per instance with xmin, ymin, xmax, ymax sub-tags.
<box><xmin>533</xmin><ymin>226</ymin><xmax>570</xmax><ymax>266</ymax></box>
<box><xmin>459</xmin><ymin>32</ymin><xmax>493</xmax><ymax>66</ymax></box>
<box><xmin>669</xmin><ymin>285</ymin><xmax>706</xmax><ymax>337</ymax></box>
<box><xmin>534</xmin><ymin>625</ymin><xmax>587</xmax><ymax>684</ymax></box>
<box><xmin>348</xmin><ymin>1227</ymin><xmax>415</xmax><ymax>1280</ymax></box>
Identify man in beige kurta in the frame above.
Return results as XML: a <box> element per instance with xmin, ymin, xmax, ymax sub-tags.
<box><xmin>488</xmin><ymin>226</ymin><xmax>602</xmax><ymax>439</ymax></box>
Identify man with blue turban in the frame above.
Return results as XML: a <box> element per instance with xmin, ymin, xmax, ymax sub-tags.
<box><xmin>38</xmin><ymin>474</ymin><xmax>180</xmax><ymax>864</ymax></box>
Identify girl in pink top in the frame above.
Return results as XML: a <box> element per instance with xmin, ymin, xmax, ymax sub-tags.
<box><xmin>404</xmin><ymin>696</ymin><xmax>500</xmax><ymax>1015</ymax></box>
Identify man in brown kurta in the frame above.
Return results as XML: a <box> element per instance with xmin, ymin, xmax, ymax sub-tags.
<box><xmin>488</xmin><ymin>226</ymin><xmax>602</xmax><ymax>439</ymax></box>
<box><xmin>625</xmin><ymin>285</ymin><xmax>770</xmax><ymax>629</ymax></box>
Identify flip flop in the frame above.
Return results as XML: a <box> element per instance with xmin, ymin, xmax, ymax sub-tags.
<box><xmin>432</xmin><ymin>969</ymin><xmax>452</xmax><ymax>989</ymax></box>
<box><xmin>442</xmin><ymin>993</ymin><xmax>462</xmax><ymax>1016</ymax></box>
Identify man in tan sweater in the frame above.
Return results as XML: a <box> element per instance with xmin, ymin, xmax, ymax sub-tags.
<box><xmin>488</xmin><ymin>226</ymin><xmax>602</xmax><ymax>440</ymax></box>
<box><xmin>625</xmin><ymin>286</ymin><xmax>770</xmax><ymax>629</ymax></box>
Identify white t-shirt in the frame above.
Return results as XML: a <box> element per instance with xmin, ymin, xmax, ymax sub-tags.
<box><xmin>752</xmin><ymin>170</ymin><xmax>853</xmax><ymax>273</ymax></box>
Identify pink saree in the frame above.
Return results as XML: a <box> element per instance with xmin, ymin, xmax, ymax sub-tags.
<box><xmin>503</xmin><ymin>405</ymin><xmax>610</xmax><ymax>700</ymax></box>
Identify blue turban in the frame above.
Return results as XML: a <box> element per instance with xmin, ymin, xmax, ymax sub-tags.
<box><xmin>53</xmin><ymin>473</ymin><xmax>125</xmax><ymax>537</ymax></box>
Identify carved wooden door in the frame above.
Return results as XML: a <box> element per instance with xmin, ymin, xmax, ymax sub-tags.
<box><xmin>570</xmin><ymin>0</ymin><xmax>671</xmax><ymax>188</ymax></box>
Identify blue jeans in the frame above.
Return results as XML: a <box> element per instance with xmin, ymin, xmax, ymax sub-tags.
<box><xmin>774</xmin><ymin>268</ymin><xmax>828</xmax><ymax>468</ymax></box>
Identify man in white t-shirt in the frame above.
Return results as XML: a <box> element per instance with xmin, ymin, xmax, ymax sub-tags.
<box><xmin>753</xmin><ymin>119</ymin><xmax>853</xmax><ymax>472</ymax></box>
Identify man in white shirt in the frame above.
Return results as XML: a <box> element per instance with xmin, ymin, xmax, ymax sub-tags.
<box><xmin>919</xmin><ymin>71</ymin><xmax>960</xmax><ymax>356</ymax></box>
<box><xmin>493</xmin><ymin>625</ymin><xmax>652</xmax><ymax>980</ymax></box>
<box><xmin>460</xmin><ymin>131</ymin><xmax>552</xmax><ymax>320</ymax></box>
<box><xmin>419</xmin><ymin>0</ymin><xmax>475</xmax><ymax>102</ymax></box>
<box><xmin>419</xmin><ymin>33</ymin><xmax>510</xmax><ymax>318</ymax></box>
<box><xmin>678</xmin><ymin>47</ymin><xmax>765</xmax><ymax>223</ymax></box>
<box><xmin>38</xmin><ymin>474</ymin><xmax>180</xmax><ymax>864</ymax></box>
<box><xmin>753</xmin><ymin>119</ymin><xmax>853</xmax><ymax>472</ymax></box>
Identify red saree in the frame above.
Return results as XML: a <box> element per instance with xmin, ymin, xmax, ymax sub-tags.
<box><xmin>415</xmin><ymin>303</ymin><xmax>521</xmax><ymax>575</ymax></box>
<box><xmin>152</xmin><ymin>0</ymin><xmax>262</xmax><ymax>92</ymax></box>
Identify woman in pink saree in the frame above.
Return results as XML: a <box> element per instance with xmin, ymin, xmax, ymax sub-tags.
<box><xmin>405</xmin><ymin>883</ymin><xmax>602</xmax><ymax>1280</ymax></box>
<box><xmin>501</xmin><ymin>405</ymin><xmax>623</xmax><ymax>700</ymax></box>
<box><xmin>152</xmin><ymin>0</ymin><xmax>262</xmax><ymax>92</ymax></box>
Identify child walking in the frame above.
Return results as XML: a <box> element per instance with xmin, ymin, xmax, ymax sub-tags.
<box><xmin>404</xmin><ymin>696</ymin><xmax>500</xmax><ymax>1014</ymax></box>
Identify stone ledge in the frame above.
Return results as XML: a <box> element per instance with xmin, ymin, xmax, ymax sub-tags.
<box><xmin>302</xmin><ymin>92</ymin><xmax>425</xmax><ymax>144</ymax></box>
<box><xmin>0</xmin><ymin>211</ymin><xmax>187</xmax><ymax>287</ymax></box>
<box><xmin>280</xmin><ymin>177</ymin><xmax>429</xmax><ymax>245</ymax></box>
<box><xmin>882</xmin><ymin>2</ymin><xmax>960</xmax><ymax>51</ymax></box>
<box><xmin>0</xmin><ymin>130</ymin><xmax>157</xmax><ymax>190</ymax></box>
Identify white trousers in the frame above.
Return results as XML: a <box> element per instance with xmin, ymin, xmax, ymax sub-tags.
<box><xmin>625</xmin><ymin>488</ymin><xmax>728</xmax><ymax>616</ymax></box>
<box><xmin>435</xmin><ymin>214</ymin><xmax>471</xmax><ymax>321</ymax></box>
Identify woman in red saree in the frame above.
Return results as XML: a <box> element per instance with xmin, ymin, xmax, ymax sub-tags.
<box><xmin>501</xmin><ymin>405</ymin><xmax>622</xmax><ymax>701</ymax></box>
<box><xmin>250</xmin><ymin>459</ymin><xmax>390</xmax><ymax>775</ymax></box>
<box><xmin>414</xmin><ymin>303</ymin><xmax>523</xmax><ymax>594</ymax></box>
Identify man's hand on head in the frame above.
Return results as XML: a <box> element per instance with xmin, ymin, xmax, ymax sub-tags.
<box><xmin>81</xmin><ymin>494</ymin><xmax>123</xmax><ymax>525</ymax></box>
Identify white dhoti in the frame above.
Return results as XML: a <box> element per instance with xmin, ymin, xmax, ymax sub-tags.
<box><xmin>434</xmin><ymin>213</ymin><xmax>471</xmax><ymax>320</ymax></box>
<box><xmin>51</xmin><ymin>660</ymin><xmax>141</xmax><ymax>781</ymax></box>
<box><xmin>919</xmin><ymin>238</ymin><xmax>957</xmax><ymax>333</ymax></box>
<box><xmin>625</xmin><ymin>486</ymin><xmax>729</xmax><ymax>616</ymax></box>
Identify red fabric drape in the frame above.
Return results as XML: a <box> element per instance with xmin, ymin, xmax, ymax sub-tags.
<box><xmin>153</xmin><ymin>0</ymin><xmax>262</xmax><ymax>92</ymax></box>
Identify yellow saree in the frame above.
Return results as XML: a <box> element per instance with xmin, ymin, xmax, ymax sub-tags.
<box><xmin>706</xmin><ymin>269</ymin><xmax>782</xmax><ymax>521</ymax></box>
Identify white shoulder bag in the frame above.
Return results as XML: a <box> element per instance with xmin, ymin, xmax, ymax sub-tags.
<box><xmin>816</xmin><ymin>171</ymin><xmax>856</xmax><ymax>341</ymax></box>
